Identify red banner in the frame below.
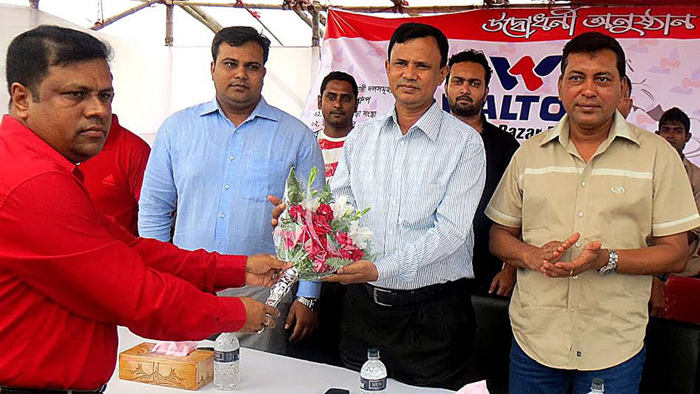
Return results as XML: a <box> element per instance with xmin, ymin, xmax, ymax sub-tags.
<box><xmin>326</xmin><ymin>7</ymin><xmax>700</xmax><ymax>42</ymax></box>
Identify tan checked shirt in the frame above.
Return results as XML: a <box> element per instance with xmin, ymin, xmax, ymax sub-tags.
<box><xmin>486</xmin><ymin>112</ymin><xmax>700</xmax><ymax>370</ymax></box>
<box><xmin>682</xmin><ymin>157</ymin><xmax>700</xmax><ymax>277</ymax></box>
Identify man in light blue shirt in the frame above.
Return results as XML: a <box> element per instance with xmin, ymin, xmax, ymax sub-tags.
<box><xmin>325</xmin><ymin>23</ymin><xmax>486</xmax><ymax>389</ymax></box>
<box><xmin>139</xmin><ymin>26</ymin><xmax>324</xmax><ymax>354</ymax></box>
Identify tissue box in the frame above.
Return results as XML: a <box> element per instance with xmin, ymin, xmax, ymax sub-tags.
<box><xmin>119</xmin><ymin>342</ymin><xmax>214</xmax><ymax>390</ymax></box>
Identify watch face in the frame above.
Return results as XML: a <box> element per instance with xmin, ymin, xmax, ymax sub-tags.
<box><xmin>601</xmin><ymin>266</ymin><xmax>615</xmax><ymax>276</ymax></box>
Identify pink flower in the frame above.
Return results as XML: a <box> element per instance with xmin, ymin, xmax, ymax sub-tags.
<box><xmin>312</xmin><ymin>216</ymin><xmax>332</xmax><ymax>237</ymax></box>
<box><xmin>305</xmin><ymin>238</ymin><xmax>330</xmax><ymax>273</ymax></box>
<box><xmin>334</xmin><ymin>231</ymin><xmax>354</xmax><ymax>247</ymax></box>
<box><xmin>288</xmin><ymin>204</ymin><xmax>306</xmax><ymax>221</ymax></box>
<box><xmin>317</xmin><ymin>203</ymin><xmax>334</xmax><ymax>222</ymax></box>
<box><xmin>279</xmin><ymin>230</ymin><xmax>299</xmax><ymax>249</ymax></box>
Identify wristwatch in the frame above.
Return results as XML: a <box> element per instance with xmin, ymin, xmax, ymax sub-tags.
<box><xmin>598</xmin><ymin>249</ymin><xmax>618</xmax><ymax>276</ymax></box>
<box><xmin>296</xmin><ymin>296</ymin><xmax>319</xmax><ymax>312</ymax></box>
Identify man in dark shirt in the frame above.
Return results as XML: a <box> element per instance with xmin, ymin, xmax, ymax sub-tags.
<box><xmin>444</xmin><ymin>49</ymin><xmax>520</xmax><ymax>296</ymax></box>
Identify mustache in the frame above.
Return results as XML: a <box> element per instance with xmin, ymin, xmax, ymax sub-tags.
<box><xmin>455</xmin><ymin>95</ymin><xmax>473</xmax><ymax>103</ymax></box>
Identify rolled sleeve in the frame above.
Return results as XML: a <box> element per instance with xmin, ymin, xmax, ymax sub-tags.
<box><xmin>651</xmin><ymin>144</ymin><xmax>700</xmax><ymax>237</ymax></box>
<box><xmin>486</xmin><ymin>149</ymin><xmax>523</xmax><ymax>228</ymax></box>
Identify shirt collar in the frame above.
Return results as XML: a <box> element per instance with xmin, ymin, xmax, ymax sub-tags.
<box><xmin>199</xmin><ymin>96</ymin><xmax>279</xmax><ymax>123</ymax></box>
<box><xmin>0</xmin><ymin>115</ymin><xmax>77</xmax><ymax>172</ymax></box>
<box><xmin>540</xmin><ymin>111</ymin><xmax>640</xmax><ymax>148</ymax></box>
<box><xmin>101</xmin><ymin>114</ymin><xmax>120</xmax><ymax>151</ymax></box>
<box><xmin>385</xmin><ymin>100</ymin><xmax>442</xmax><ymax>142</ymax></box>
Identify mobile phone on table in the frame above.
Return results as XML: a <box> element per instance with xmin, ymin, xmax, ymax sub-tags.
<box><xmin>324</xmin><ymin>389</ymin><xmax>350</xmax><ymax>394</ymax></box>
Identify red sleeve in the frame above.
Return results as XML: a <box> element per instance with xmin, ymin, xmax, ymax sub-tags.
<box><xmin>121</xmin><ymin>127</ymin><xmax>151</xmax><ymax>202</ymax></box>
<box><xmin>101</xmin><ymin>216</ymin><xmax>247</xmax><ymax>291</ymax></box>
<box><xmin>0</xmin><ymin>172</ymin><xmax>246</xmax><ymax>340</ymax></box>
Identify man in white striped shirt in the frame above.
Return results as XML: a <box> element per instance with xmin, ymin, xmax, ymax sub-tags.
<box><xmin>324</xmin><ymin>23</ymin><xmax>486</xmax><ymax>389</ymax></box>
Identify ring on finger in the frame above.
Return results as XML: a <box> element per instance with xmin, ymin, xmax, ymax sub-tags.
<box><xmin>569</xmin><ymin>269</ymin><xmax>574</xmax><ymax>276</ymax></box>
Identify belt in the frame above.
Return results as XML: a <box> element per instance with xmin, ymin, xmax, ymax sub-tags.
<box><xmin>363</xmin><ymin>279</ymin><xmax>468</xmax><ymax>308</ymax></box>
<box><xmin>0</xmin><ymin>385</ymin><xmax>106</xmax><ymax>394</ymax></box>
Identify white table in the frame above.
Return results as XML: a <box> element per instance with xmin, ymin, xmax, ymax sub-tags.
<box><xmin>107</xmin><ymin>327</ymin><xmax>455</xmax><ymax>394</ymax></box>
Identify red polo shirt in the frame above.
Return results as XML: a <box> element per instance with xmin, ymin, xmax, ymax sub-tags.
<box><xmin>0</xmin><ymin>116</ymin><xmax>248</xmax><ymax>390</ymax></box>
<box><xmin>80</xmin><ymin>115</ymin><xmax>151</xmax><ymax>236</ymax></box>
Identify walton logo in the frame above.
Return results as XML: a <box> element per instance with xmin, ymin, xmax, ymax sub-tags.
<box><xmin>490</xmin><ymin>55</ymin><xmax>562</xmax><ymax>91</ymax></box>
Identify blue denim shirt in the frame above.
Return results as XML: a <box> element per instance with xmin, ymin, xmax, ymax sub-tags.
<box><xmin>138</xmin><ymin>97</ymin><xmax>324</xmax><ymax>297</ymax></box>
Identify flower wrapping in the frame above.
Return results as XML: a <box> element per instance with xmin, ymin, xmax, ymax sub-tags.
<box><xmin>273</xmin><ymin>167</ymin><xmax>374</xmax><ymax>282</ymax></box>
<box><xmin>261</xmin><ymin>167</ymin><xmax>373</xmax><ymax>329</ymax></box>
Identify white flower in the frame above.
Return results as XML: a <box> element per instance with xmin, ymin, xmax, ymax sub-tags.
<box><xmin>330</xmin><ymin>195</ymin><xmax>354</xmax><ymax>218</ymax></box>
<box><xmin>349</xmin><ymin>223</ymin><xmax>373</xmax><ymax>249</ymax></box>
<box><xmin>300</xmin><ymin>196</ymin><xmax>320</xmax><ymax>212</ymax></box>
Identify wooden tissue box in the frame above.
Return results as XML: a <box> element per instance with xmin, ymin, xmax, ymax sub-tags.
<box><xmin>119</xmin><ymin>342</ymin><xmax>214</xmax><ymax>390</ymax></box>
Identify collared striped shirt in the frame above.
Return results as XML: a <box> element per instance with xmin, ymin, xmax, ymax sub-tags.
<box><xmin>486</xmin><ymin>112</ymin><xmax>700</xmax><ymax>370</ymax></box>
<box><xmin>331</xmin><ymin>101</ymin><xmax>486</xmax><ymax>290</ymax></box>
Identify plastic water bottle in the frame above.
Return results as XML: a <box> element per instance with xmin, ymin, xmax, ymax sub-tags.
<box><xmin>214</xmin><ymin>332</ymin><xmax>240</xmax><ymax>390</ymax></box>
<box><xmin>360</xmin><ymin>348</ymin><xmax>387</xmax><ymax>394</ymax></box>
<box><xmin>587</xmin><ymin>378</ymin><xmax>604</xmax><ymax>393</ymax></box>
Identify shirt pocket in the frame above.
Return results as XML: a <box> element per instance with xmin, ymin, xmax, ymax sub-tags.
<box><xmin>238</xmin><ymin>159</ymin><xmax>288</xmax><ymax>202</ymax></box>
<box><xmin>590</xmin><ymin>173</ymin><xmax>652</xmax><ymax>247</ymax></box>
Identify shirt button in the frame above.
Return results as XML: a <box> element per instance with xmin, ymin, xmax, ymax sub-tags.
<box><xmin>573</xmin><ymin>275</ymin><xmax>579</xmax><ymax>280</ymax></box>
<box><xmin>575</xmin><ymin>242</ymin><xmax>581</xmax><ymax>247</ymax></box>
<box><xmin>224</xmin><ymin>184</ymin><xmax>230</xmax><ymax>190</ymax></box>
<box><xmin>220</xmin><ymin>213</ymin><xmax>225</xmax><ymax>218</ymax></box>
<box><xmin>570</xmin><ymin>308</ymin><xmax>575</xmax><ymax>312</ymax></box>
<box><xmin>581</xmin><ymin>181</ymin><xmax>587</xmax><ymax>187</ymax></box>
<box><xmin>218</xmin><ymin>243</ymin><xmax>223</xmax><ymax>248</ymax></box>
<box><xmin>229</xmin><ymin>155</ymin><xmax>235</xmax><ymax>161</ymax></box>
<box><xmin>578</xmin><ymin>212</ymin><xmax>584</xmax><ymax>217</ymax></box>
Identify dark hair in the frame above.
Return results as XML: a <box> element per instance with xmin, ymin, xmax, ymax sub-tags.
<box><xmin>659</xmin><ymin>107</ymin><xmax>691</xmax><ymax>134</ymax></box>
<box><xmin>212</xmin><ymin>26</ymin><xmax>271</xmax><ymax>64</ymax></box>
<box><xmin>447</xmin><ymin>49</ymin><xmax>493</xmax><ymax>87</ymax></box>
<box><xmin>388</xmin><ymin>23</ymin><xmax>449</xmax><ymax>68</ymax></box>
<box><xmin>6</xmin><ymin>25</ymin><xmax>111</xmax><ymax>100</ymax></box>
<box><xmin>320</xmin><ymin>71</ymin><xmax>358</xmax><ymax>100</ymax></box>
<box><xmin>561</xmin><ymin>32</ymin><xmax>626</xmax><ymax>79</ymax></box>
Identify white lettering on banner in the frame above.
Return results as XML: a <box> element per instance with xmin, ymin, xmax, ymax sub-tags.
<box><xmin>482</xmin><ymin>9</ymin><xmax>578</xmax><ymax>39</ymax></box>
<box><xmin>583</xmin><ymin>9</ymin><xmax>697</xmax><ymax>36</ymax></box>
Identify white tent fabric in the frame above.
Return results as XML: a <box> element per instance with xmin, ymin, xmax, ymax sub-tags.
<box><xmin>0</xmin><ymin>4</ymin><xmax>318</xmax><ymax>143</ymax></box>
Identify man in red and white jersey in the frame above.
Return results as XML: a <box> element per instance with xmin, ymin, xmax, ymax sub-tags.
<box><xmin>316</xmin><ymin>71</ymin><xmax>358</xmax><ymax>180</ymax></box>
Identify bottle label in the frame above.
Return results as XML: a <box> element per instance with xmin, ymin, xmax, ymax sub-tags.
<box><xmin>214</xmin><ymin>349</ymin><xmax>240</xmax><ymax>363</ymax></box>
<box><xmin>361</xmin><ymin>377</ymin><xmax>387</xmax><ymax>391</ymax></box>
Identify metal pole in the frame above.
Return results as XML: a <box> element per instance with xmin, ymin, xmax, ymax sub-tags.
<box><xmin>165</xmin><ymin>4</ymin><xmax>174</xmax><ymax>47</ymax></box>
<box><xmin>91</xmin><ymin>0</ymin><xmax>159</xmax><ymax>31</ymax></box>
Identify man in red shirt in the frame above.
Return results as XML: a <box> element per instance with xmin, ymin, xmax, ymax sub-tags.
<box><xmin>80</xmin><ymin>114</ymin><xmax>151</xmax><ymax>235</ymax></box>
<box><xmin>0</xmin><ymin>25</ymin><xmax>285</xmax><ymax>391</ymax></box>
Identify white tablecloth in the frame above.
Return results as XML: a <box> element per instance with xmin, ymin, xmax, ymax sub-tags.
<box><xmin>107</xmin><ymin>327</ymin><xmax>455</xmax><ymax>394</ymax></box>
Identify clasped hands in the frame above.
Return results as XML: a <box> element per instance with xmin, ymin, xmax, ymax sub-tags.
<box><xmin>526</xmin><ymin>233</ymin><xmax>609</xmax><ymax>278</ymax></box>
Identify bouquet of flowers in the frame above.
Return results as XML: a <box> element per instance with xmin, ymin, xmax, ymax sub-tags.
<box><xmin>263</xmin><ymin>166</ymin><xmax>373</xmax><ymax>311</ymax></box>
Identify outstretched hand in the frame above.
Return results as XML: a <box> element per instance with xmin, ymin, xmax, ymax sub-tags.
<box><xmin>245</xmin><ymin>254</ymin><xmax>292</xmax><ymax>287</ymax></box>
<box><xmin>324</xmin><ymin>260</ymin><xmax>379</xmax><ymax>284</ymax></box>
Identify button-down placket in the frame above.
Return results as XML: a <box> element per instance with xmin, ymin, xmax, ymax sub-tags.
<box><xmin>214</xmin><ymin>117</ymin><xmax>242</xmax><ymax>252</ymax></box>
<box><xmin>385</xmin><ymin>123</ymin><xmax>407</xmax><ymax>251</ymax></box>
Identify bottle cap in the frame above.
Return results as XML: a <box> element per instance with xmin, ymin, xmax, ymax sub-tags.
<box><xmin>591</xmin><ymin>378</ymin><xmax>604</xmax><ymax>391</ymax></box>
<box><xmin>368</xmin><ymin>348</ymin><xmax>380</xmax><ymax>358</ymax></box>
